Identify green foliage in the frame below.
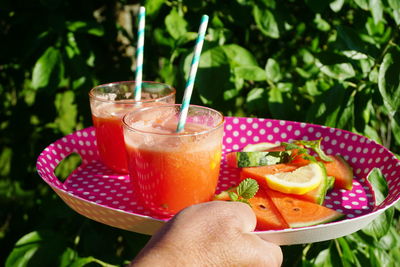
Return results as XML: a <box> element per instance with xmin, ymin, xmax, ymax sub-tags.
<box><xmin>1</xmin><ymin>0</ymin><xmax>400</xmax><ymax>266</ymax></box>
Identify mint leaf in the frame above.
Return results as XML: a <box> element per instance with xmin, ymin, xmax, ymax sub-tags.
<box><xmin>228</xmin><ymin>191</ymin><xmax>239</xmax><ymax>201</ymax></box>
<box><xmin>237</xmin><ymin>178</ymin><xmax>259</xmax><ymax>199</ymax></box>
<box><xmin>293</xmin><ymin>139</ymin><xmax>333</xmax><ymax>162</ymax></box>
<box><xmin>281</xmin><ymin>142</ymin><xmax>316</xmax><ymax>162</ymax></box>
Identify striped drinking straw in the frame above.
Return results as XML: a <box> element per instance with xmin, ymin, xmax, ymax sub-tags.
<box><xmin>134</xmin><ymin>6</ymin><xmax>146</xmax><ymax>101</ymax></box>
<box><xmin>176</xmin><ymin>15</ymin><xmax>209</xmax><ymax>133</ymax></box>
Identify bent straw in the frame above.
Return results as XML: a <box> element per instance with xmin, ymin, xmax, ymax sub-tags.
<box><xmin>176</xmin><ymin>15</ymin><xmax>209</xmax><ymax>132</ymax></box>
<box><xmin>134</xmin><ymin>6</ymin><xmax>146</xmax><ymax>101</ymax></box>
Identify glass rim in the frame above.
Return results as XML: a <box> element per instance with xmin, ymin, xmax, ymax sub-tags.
<box><xmin>122</xmin><ymin>104</ymin><xmax>225</xmax><ymax>137</ymax></box>
<box><xmin>89</xmin><ymin>80</ymin><xmax>176</xmax><ymax>104</ymax></box>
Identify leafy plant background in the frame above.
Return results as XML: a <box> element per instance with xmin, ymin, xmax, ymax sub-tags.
<box><xmin>1</xmin><ymin>0</ymin><xmax>400</xmax><ymax>266</ymax></box>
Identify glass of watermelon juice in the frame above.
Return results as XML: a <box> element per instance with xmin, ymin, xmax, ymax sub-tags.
<box><xmin>89</xmin><ymin>81</ymin><xmax>176</xmax><ymax>173</ymax></box>
<box><xmin>122</xmin><ymin>104</ymin><xmax>224</xmax><ymax>216</ymax></box>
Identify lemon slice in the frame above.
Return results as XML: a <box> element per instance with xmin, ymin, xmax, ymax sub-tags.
<box><xmin>243</xmin><ymin>142</ymin><xmax>280</xmax><ymax>152</ymax></box>
<box><xmin>264</xmin><ymin>163</ymin><xmax>325</xmax><ymax>195</ymax></box>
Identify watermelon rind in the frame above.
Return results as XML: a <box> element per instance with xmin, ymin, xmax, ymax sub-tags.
<box><xmin>306</xmin><ymin>162</ymin><xmax>329</xmax><ymax>205</ymax></box>
<box><xmin>235</xmin><ymin>151</ymin><xmax>292</xmax><ymax>167</ymax></box>
<box><xmin>288</xmin><ymin>210</ymin><xmax>345</xmax><ymax>228</ymax></box>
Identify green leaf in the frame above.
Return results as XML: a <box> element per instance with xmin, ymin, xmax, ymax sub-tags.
<box><xmin>224</xmin><ymin>88</ymin><xmax>240</xmax><ymax>101</ymax></box>
<box><xmin>379</xmin><ymin>226</ymin><xmax>400</xmax><ymax>251</ymax></box>
<box><xmin>388</xmin><ymin>0</ymin><xmax>400</xmax><ymax>10</ymax></box>
<box><xmin>176</xmin><ymin>32</ymin><xmax>199</xmax><ymax>47</ymax></box>
<box><xmin>165</xmin><ymin>8</ymin><xmax>187</xmax><ymax>40</ymax></box>
<box><xmin>253</xmin><ymin>6</ymin><xmax>280</xmax><ymax>38</ymax></box>
<box><xmin>318</xmin><ymin>61</ymin><xmax>356</xmax><ymax>81</ymax></box>
<box><xmin>54</xmin><ymin>91</ymin><xmax>77</xmax><ymax>135</ymax></box>
<box><xmin>265</xmin><ymin>58</ymin><xmax>282</xmax><ymax>83</ymax></box>
<box><xmin>314</xmin><ymin>14</ymin><xmax>331</xmax><ymax>31</ymax></box>
<box><xmin>336</xmin><ymin>238</ymin><xmax>356</xmax><ymax>263</ymax></box>
<box><xmin>369</xmin><ymin>0</ymin><xmax>384</xmax><ymax>25</ymax></box>
<box><xmin>6</xmin><ymin>231</ymin><xmax>68</xmax><ymax>267</ymax></box>
<box><xmin>228</xmin><ymin>191</ymin><xmax>239</xmax><ymax>201</ymax></box>
<box><xmin>354</xmin><ymin>0</ymin><xmax>369</xmax><ymax>10</ymax></box>
<box><xmin>185</xmin><ymin>47</ymin><xmax>231</xmax><ymax>104</ymax></box>
<box><xmin>31</xmin><ymin>47</ymin><xmax>64</xmax><ymax>91</ymax></box>
<box><xmin>237</xmin><ymin>178</ymin><xmax>259</xmax><ymax>199</ymax></box>
<box><xmin>390</xmin><ymin>112</ymin><xmax>400</xmax><ymax>145</ymax></box>
<box><xmin>313</xmin><ymin>248</ymin><xmax>333</xmax><ymax>266</ymax></box>
<box><xmin>246</xmin><ymin>87</ymin><xmax>268</xmax><ymax>113</ymax></box>
<box><xmin>145</xmin><ymin>0</ymin><xmax>165</xmax><ymax>16</ymax></box>
<box><xmin>367</xmin><ymin>168</ymin><xmax>388</xmax><ymax>206</ymax></box>
<box><xmin>362</xmin><ymin>206</ymin><xmax>394</xmax><ymax>239</ymax></box>
<box><xmin>234</xmin><ymin>66</ymin><xmax>266</xmax><ymax>81</ymax></box>
<box><xmin>378</xmin><ymin>46</ymin><xmax>400</xmax><ymax>114</ymax></box>
<box><xmin>336</xmin><ymin>25</ymin><xmax>379</xmax><ymax>58</ymax></box>
<box><xmin>369</xmin><ymin>245</ymin><xmax>392</xmax><ymax>267</ymax></box>
<box><xmin>221</xmin><ymin>44</ymin><xmax>258</xmax><ymax>67</ymax></box>
<box><xmin>330</xmin><ymin>0</ymin><xmax>344</xmax><ymax>12</ymax></box>
<box><xmin>66</xmin><ymin>21</ymin><xmax>104</xmax><ymax>36</ymax></box>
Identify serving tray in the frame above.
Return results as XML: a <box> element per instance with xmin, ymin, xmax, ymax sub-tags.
<box><xmin>36</xmin><ymin>117</ymin><xmax>400</xmax><ymax>245</ymax></box>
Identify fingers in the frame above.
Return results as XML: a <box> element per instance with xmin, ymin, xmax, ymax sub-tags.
<box><xmin>175</xmin><ymin>201</ymin><xmax>257</xmax><ymax>233</ymax></box>
<box><xmin>132</xmin><ymin>201</ymin><xmax>283</xmax><ymax>267</ymax></box>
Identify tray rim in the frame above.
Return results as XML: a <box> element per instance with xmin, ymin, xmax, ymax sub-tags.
<box><xmin>36</xmin><ymin>116</ymin><xmax>400</xmax><ymax>243</ymax></box>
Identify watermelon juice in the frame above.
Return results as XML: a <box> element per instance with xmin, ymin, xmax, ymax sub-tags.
<box><xmin>123</xmin><ymin>104</ymin><xmax>224</xmax><ymax>215</ymax></box>
<box><xmin>89</xmin><ymin>81</ymin><xmax>175</xmax><ymax>173</ymax></box>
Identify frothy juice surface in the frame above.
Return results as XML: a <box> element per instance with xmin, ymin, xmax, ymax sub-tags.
<box><xmin>125</xmin><ymin>120</ymin><xmax>223</xmax><ymax>215</ymax></box>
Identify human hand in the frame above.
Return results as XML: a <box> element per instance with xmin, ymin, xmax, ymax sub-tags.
<box><xmin>130</xmin><ymin>201</ymin><xmax>282</xmax><ymax>267</ymax></box>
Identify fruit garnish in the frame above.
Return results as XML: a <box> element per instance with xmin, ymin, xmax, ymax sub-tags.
<box><xmin>226</xmin><ymin>151</ymin><xmax>292</xmax><ymax>168</ymax></box>
<box><xmin>264</xmin><ymin>162</ymin><xmax>326</xmax><ymax>195</ymax></box>
<box><xmin>282</xmin><ymin>139</ymin><xmax>333</xmax><ymax>163</ymax></box>
<box><xmin>214</xmin><ymin>178</ymin><xmax>259</xmax><ymax>205</ymax></box>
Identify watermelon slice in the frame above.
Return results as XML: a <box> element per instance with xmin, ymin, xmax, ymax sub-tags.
<box><xmin>323</xmin><ymin>155</ymin><xmax>353</xmax><ymax>190</ymax></box>
<box><xmin>240</xmin><ymin>164</ymin><xmax>299</xmax><ymax>188</ymax></box>
<box><xmin>241</xmin><ymin>163</ymin><xmax>330</xmax><ymax>204</ymax></box>
<box><xmin>265</xmin><ymin>189</ymin><xmax>345</xmax><ymax>228</ymax></box>
<box><xmin>249</xmin><ymin>189</ymin><xmax>289</xmax><ymax>230</ymax></box>
<box><xmin>226</xmin><ymin>151</ymin><xmax>292</xmax><ymax>168</ymax></box>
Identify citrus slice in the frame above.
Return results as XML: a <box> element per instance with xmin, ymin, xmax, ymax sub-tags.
<box><xmin>264</xmin><ymin>163</ymin><xmax>325</xmax><ymax>195</ymax></box>
<box><xmin>242</xmin><ymin>142</ymin><xmax>280</xmax><ymax>152</ymax></box>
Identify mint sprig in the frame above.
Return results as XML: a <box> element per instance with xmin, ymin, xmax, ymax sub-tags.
<box><xmin>282</xmin><ymin>138</ymin><xmax>333</xmax><ymax>162</ymax></box>
<box><xmin>294</xmin><ymin>139</ymin><xmax>332</xmax><ymax>162</ymax></box>
<box><xmin>222</xmin><ymin>178</ymin><xmax>259</xmax><ymax>205</ymax></box>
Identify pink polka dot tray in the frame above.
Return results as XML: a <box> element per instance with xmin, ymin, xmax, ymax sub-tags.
<box><xmin>36</xmin><ymin>117</ymin><xmax>400</xmax><ymax>245</ymax></box>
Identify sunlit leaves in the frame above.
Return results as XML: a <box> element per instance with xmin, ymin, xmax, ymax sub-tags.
<box><xmin>165</xmin><ymin>8</ymin><xmax>187</xmax><ymax>40</ymax></box>
<box><xmin>253</xmin><ymin>6</ymin><xmax>280</xmax><ymax>38</ymax></box>
<box><xmin>66</xmin><ymin>21</ymin><xmax>104</xmax><ymax>36</ymax></box>
<box><xmin>5</xmin><ymin>231</ymin><xmax>67</xmax><ymax>267</ymax></box>
<box><xmin>265</xmin><ymin>58</ymin><xmax>282</xmax><ymax>83</ymax></box>
<box><xmin>378</xmin><ymin>46</ymin><xmax>400</xmax><ymax>114</ymax></box>
<box><xmin>32</xmin><ymin>47</ymin><xmax>64</xmax><ymax>91</ymax></box>
<box><xmin>54</xmin><ymin>91</ymin><xmax>78</xmax><ymax>135</ymax></box>
<box><xmin>235</xmin><ymin>66</ymin><xmax>266</xmax><ymax>81</ymax></box>
<box><xmin>221</xmin><ymin>44</ymin><xmax>258</xmax><ymax>67</ymax></box>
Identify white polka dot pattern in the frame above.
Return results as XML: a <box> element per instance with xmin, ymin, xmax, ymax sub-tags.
<box><xmin>36</xmin><ymin>117</ymin><xmax>400</xmax><ymax>237</ymax></box>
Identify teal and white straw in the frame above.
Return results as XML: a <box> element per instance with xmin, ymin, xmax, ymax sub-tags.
<box><xmin>176</xmin><ymin>15</ymin><xmax>209</xmax><ymax>132</ymax></box>
<box><xmin>134</xmin><ymin>6</ymin><xmax>146</xmax><ymax>101</ymax></box>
